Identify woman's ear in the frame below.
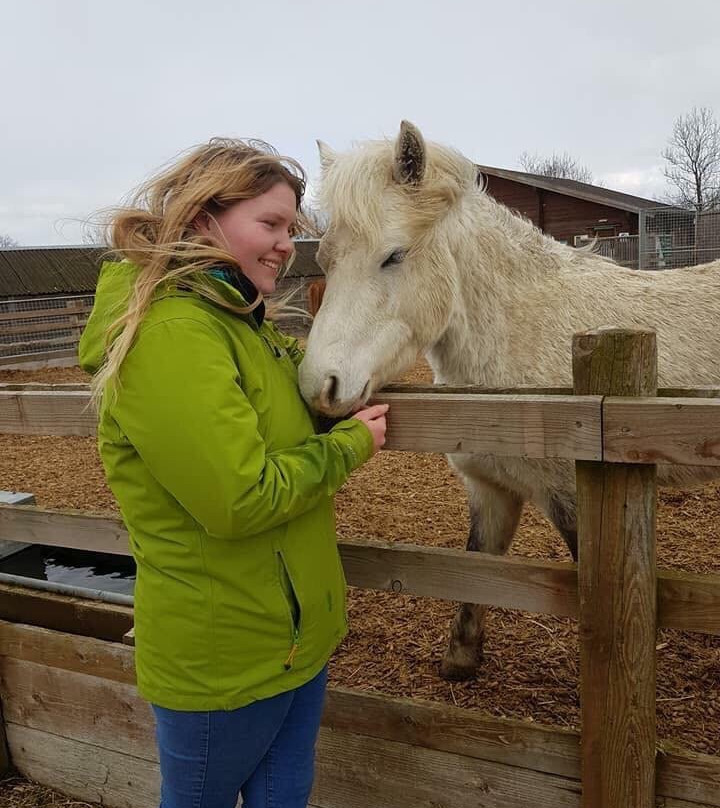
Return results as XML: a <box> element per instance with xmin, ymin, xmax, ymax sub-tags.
<box><xmin>192</xmin><ymin>210</ymin><xmax>212</xmax><ymax>237</ymax></box>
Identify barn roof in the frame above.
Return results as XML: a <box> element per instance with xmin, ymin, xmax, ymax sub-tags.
<box><xmin>0</xmin><ymin>246</ymin><xmax>104</xmax><ymax>298</ymax></box>
<box><xmin>0</xmin><ymin>241</ymin><xmax>322</xmax><ymax>299</ymax></box>
<box><xmin>477</xmin><ymin>165</ymin><xmax>667</xmax><ymax>214</ymax></box>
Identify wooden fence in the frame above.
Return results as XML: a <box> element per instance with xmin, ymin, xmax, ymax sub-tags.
<box><xmin>0</xmin><ymin>296</ymin><xmax>94</xmax><ymax>364</ymax></box>
<box><xmin>0</xmin><ymin>327</ymin><xmax>719</xmax><ymax>807</ymax></box>
<box><xmin>0</xmin><ymin>265</ymin><xmax>325</xmax><ymax>367</ymax></box>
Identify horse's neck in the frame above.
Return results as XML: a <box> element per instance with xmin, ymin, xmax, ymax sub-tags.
<box><xmin>425</xmin><ymin>271</ymin><xmax>510</xmax><ymax>386</ymax></box>
<box><xmin>426</xmin><ymin>195</ymin><xmax>554</xmax><ymax>386</ymax></box>
<box><xmin>426</xmin><ymin>316</ymin><xmax>505</xmax><ymax>386</ymax></box>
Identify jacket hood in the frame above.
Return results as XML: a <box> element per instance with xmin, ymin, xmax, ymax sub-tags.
<box><xmin>78</xmin><ymin>261</ymin><xmax>138</xmax><ymax>375</ymax></box>
<box><xmin>78</xmin><ymin>260</ymin><xmax>264</xmax><ymax>375</ymax></box>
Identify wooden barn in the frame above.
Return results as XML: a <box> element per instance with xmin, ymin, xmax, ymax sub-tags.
<box><xmin>478</xmin><ymin>165</ymin><xmax>662</xmax><ymax>243</ymax></box>
<box><xmin>477</xmin><ymin>165</ymin><xmax>678</xmax><ymax>267</ymax></box>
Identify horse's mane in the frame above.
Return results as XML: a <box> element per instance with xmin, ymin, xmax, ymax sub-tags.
<box><xmin>318</xmin><ymin>138</ymin><xmax>477</xmax><ymax>246</ymax></box>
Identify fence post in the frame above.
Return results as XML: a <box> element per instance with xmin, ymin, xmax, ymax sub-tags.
<box><xmin>573</xmin><ymin>327</ymin><xmax>658</xmax><ymax>808</ymax></box>
<box><xmin>638</xmin><ymin>210</ymin><xmax>647</xmax><ymax>269</ymax></box>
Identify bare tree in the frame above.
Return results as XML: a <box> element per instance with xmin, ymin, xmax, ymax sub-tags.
<box><xmin>519</xmin><ymin>151</ymin><xmax>596</xmax><ymax>184</ymax></box>
<box><xmin>662</xmin><ymin>106</ymin><xmax>720</xmax><ymax>211</ymax></box>
<box><xmin>296</xmin><ymin>206</ymin><xmax>327</xmax><ymax>239</ymax></box>
<box><xmin>0</xmin><ymin>233</ymin><xmax>18</xmax><ymax>248</ymax></box>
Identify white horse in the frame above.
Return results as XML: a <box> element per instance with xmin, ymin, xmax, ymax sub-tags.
<box><xmin>299</xmin><ymin>121</ymin><xmax>720</xmax><ymax>680</ymax></box>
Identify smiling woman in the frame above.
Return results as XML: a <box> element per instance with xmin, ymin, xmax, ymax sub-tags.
<box><xmin>194</xmin><ymin>182</ymin><xmax>298</xmax><ymax>296</ymax></box>
<box><xmin>75</xmin><ymin>137</ymin><xmax>389</xmax><ymax>808</ymax></box>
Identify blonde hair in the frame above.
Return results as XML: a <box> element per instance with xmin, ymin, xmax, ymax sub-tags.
<box><xmin>91</xmin><ymin>137</ymin><xmax>310</xmax><ymax>405</ymax></box>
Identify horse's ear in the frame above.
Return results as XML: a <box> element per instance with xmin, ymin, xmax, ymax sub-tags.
<box><xmin>317</xmin><ymin>140</ymin><xmax>337</xmax><ymax>171</ymax></box>
<box><xmin>393</xmin><ymin>120</ymin><xmax>426</xmax><ymax>186</ymax></box>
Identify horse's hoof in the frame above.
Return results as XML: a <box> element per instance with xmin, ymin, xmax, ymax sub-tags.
<box><xmin>440</xmin><ymin>656</ymin><xmax>480</xmax><ymax>681</ymax></box>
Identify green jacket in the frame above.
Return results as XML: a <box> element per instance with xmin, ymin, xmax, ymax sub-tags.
<box><xmin>78</xmin><ymin>261</ymin><xmax>373</xmax><ymax>710</ymax></box>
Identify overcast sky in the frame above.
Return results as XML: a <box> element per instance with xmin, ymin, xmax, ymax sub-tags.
<box><xmin>3</xmin><ymin>0</ymin><xmax>720</xmax><ymax>246</ymax></box>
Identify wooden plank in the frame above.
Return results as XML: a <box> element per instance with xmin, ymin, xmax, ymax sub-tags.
<box><xmin>313</xmin><ymin>727</ymin><xmax>582</xmax><ymax>808</ymax></box>
<box><xmin>0</xmin><ymin>657</ymin><xmax>154</xmax><ymax>758</ymax></box>
<box><xmin>315</xmin><ymin>729</ymin><xmax>716</xmax><ymax>808</ymax></box>
<box><xmin>659</xmin><ymin>386</ymin><xmax>720</xmax><ymax>399</ymax></box>
<box><xmin>0</xmin><ymin>305</ymin><xmax>92</xmax><ymax>324</ymax></box>
<box><xmin>375</xmin><ymin>392</ymin><xmax>602</xmax><ymax>458</ymax></box>
<box><xmin>323</xmin><ymin>687</ymin><xmax>580</xmax><ymax>779</ymax></box>
<box><xmin>1</xmin><ymin>318</ymin><xmax>88</xmax><ymax>337</ymax></box>
<box><xmin>3</xmin><ymin>381</ymin><xmax>719</xmax><ymax>398</ymax></box>
<box><xmin>0</xmin><ymin>583</ymin><xmax>132</xmax><ymax>642</ymax></box>
<box><xmin>0</xmin><ymin>389</ymin><xmax>604</xmax><ymax>459</ymax></box>
<box><xmin>574</xmin><ymin>327</ymin><xmax>658</xmax><ymax>808</ymax></box>
<box><xmin>657</xmin><ymin>568</ymin><xmax>720</xmax><ymax>634</ymax></box>
<box><xmin>0</xmin><ymin>627</ymin><xmax>717</xmax><ymax>806</ymax></box>
<box><xmin>0</xmin><ymin>334</ymin><xmax>80</xmax><ymax>353</ymax></box>
<box><xmin>0</xmin><ymin>390</ymin><xmax>95</xmax><ymax>436</ymax></box>
<box><xmin>339</xmin><ymin>540</ymin><xmax>578</xmax><ymax>616</ymax></box>
<box><xmin>5</xmin><ymin>723</ymin><xmax>159</xmax><ymax>808</ymax></box>
<box><xmin>604</xmin><ymin>397</ymin><xmax>720</xmax><ymax>466</ymax></box>
<box><xmin>0</xmin><ymin>620</ymin><xmax>136</xmax><ymax>684</ymax></box>
<box><xmin>0</xmin><ymin>382</ymin><xmax>89</xmax><ymax>391</ymax></box>
<box><xmin>386</xmin><ymin>383</ymin><xmax>720</xmax><ymax>399</ymax></box>
<box><xmin>0</xmin><ymin>506</ymin><xmax>130</xmax><ymax>555</ymax></box>
<box><xmin>0</xmin><ymin>348</ymin><xmax>79</xmax><ymax>368</ymax></box>
<box><xmin>2</xmin><ymin>506</ymin><xmax>720</xmax><ymax>634</ymax></box>
<box><xmin>656</xmin><ymin>747</ymin><xmax>720</xmax><ymax>807</ymax></box>
<box><xmin>6</xmin><ymin>387</ymin><xmax>720</xmax><ymax>465</ymax></box>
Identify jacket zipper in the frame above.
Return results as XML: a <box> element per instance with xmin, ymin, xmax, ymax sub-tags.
<box><xmin>284</xmin><ymin>626</ymin><xmax>300</xmax><ymax>670</ymax></box>
<box><xmin>278</xmin><ymin>551</ymin><xmax>302</xmax><ymax>670</ymax></box>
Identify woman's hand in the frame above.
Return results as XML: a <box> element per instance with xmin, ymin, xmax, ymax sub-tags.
<box><xmin>351</xmin><ymin>404</ymin><xmax>389</xmax><ymax>455</ymax></box>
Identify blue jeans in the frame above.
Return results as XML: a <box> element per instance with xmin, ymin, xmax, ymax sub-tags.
<box><xmin>152</xmin><ymin>667</ymin><xmax>328</xmax><ymax>808</ymax></box>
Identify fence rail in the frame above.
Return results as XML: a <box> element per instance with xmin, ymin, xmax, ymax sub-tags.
<box><xmin>0</xmin><ymin>504</ymin><xmax>718</xmax><ymax>636</ymax></box>
<box><xmin>3</xmin><ymin>387</ymin><xmax>720</xmax><ymax>466</ymax></box>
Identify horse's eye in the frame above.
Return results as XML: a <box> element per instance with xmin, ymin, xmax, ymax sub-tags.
<box><xmin>381</xmin><ymin>250</ymin><xmax>407</xmax><ymax>269</ymax></box>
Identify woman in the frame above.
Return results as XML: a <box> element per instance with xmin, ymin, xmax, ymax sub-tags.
<box><xmin>78</xmin><ymin>138</ymin><xmax>388</xmax><ymax>808</ymax></box>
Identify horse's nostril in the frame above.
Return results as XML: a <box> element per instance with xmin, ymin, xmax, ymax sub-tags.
<box><xmin>320</xmin><ymin>375</ymin><xmax>339</xmax><ymax>407</ymax></box>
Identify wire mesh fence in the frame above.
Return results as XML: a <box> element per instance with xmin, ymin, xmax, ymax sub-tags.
<box><xmin>591</xmin><ymin>208</ymin><xmax>720</xmax><ymax>270</ymax></box>
<box><xmin>638</xmin><ymin>207</ymin><xmax>718</xmax><ymax>270</ymax></box>
<box><xmin>0</xmin><ymin>294</ymin><xmax>94</xmax><ymax>359</ymax></box>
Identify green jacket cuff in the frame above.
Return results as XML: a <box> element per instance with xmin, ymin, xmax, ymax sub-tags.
<box><xmin>328</xmin><ymin>418</ymin><xmax>375</xmax><ymax>471</ymax></box>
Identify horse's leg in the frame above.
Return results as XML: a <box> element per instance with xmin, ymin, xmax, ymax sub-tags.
<box><xmin>440</xmin><ymin>481</ymin><xmax>524</xmax><ymax>681</ymax></box>
<box><xmin>546</xmin><ymin>492</ymin><xmax>578</xmax><ymax>562</ymax></box>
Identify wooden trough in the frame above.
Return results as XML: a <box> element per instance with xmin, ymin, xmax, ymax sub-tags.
<box><xmin>1</xmin><ymin>328</ymin><xmax>720</xmax><ymax>808</ymax></box>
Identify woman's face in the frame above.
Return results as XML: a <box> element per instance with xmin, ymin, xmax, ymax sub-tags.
<box><xmin>201</xmin><ymin>181</ymin><xmax>297</xmax><ymax>295</ymax></box>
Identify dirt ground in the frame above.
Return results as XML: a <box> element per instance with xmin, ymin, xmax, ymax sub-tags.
<box><xmin>1</xmin><ymin>362</ymin><xmax>719</xmax><ymax>806</ymax></box>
